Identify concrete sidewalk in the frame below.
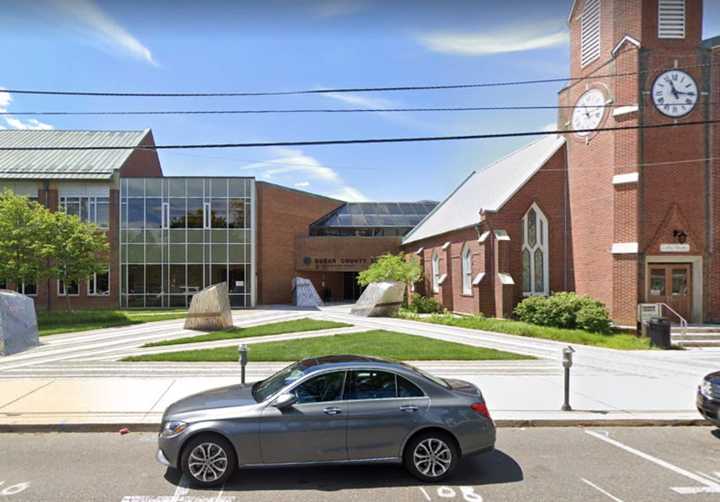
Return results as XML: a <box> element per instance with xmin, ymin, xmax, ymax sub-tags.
<box><xmin>0</xmin><ymin>361</ymin><xmax>708</xmax><ymax>431</ymax></box>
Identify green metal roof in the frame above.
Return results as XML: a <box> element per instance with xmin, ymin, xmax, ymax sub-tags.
<box><xmin>0</xmin><ymin>129</ymin><xmax>150</xmax><ymax>180</ymax></box>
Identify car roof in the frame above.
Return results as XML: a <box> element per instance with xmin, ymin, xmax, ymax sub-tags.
<box><xmin>298</xmin><ymin>355</ymin><xmax>409</xmax><ymax>374</ymax></box>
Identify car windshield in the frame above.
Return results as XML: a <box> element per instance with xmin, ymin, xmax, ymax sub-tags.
<box><xmin>252</xmin><ymin>362</ymin><xmax>307</xmax><ymax>402</ymax></box>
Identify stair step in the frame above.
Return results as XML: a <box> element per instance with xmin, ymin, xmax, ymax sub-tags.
<box><xmin>671</xmin><ymin>333</ymin><xmax>720</xmax><ymax>341</ymax></box>
<box><xmin>673</xmin><ymin>340</ymin><xmax>720</xmax><ymax>348</ymax></box>
<box><xmin>672</xmin><ymin>326</ymin><xmax>720</xmax><ymax>334</ymax></box>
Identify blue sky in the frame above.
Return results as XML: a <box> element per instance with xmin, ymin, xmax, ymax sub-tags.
<box><xmin>1</xmin><ymin>0</ymin><xmax>720</xmax><ymax>202</ymax></box>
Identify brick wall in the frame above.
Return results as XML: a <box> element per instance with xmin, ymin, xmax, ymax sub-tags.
<box><xmin>255</xmin><ymin>182</ymin><xmax>343</xmax><ymax>305</ymax></box>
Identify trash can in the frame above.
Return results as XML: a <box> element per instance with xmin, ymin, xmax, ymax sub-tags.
<box><xmin>648</xmin><ymin>317</ymin><xmax>672</xmax><ymax>349</ymax></box>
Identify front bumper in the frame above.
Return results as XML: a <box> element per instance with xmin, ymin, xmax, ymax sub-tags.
<box><xmin>156</xmin><ymin>448</ymin><xmax>171</xmax><ymax>467</ymax></box>
<box><xmin>696</xmin><ymin>392</ymin><xmax>720</xmax><ymax>425</ymax></box>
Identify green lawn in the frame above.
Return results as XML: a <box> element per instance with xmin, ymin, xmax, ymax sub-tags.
<box><xmin>404</xmin><ymin>313</ymin><xmax>651</xmax><ymax>350</ymax></box>
<box><xmin>37</xmin><ymin>309</ymin><xmax>187</xmax><ymax>337</ymax></box>
<box><xmin>143</xmin><ymin>318</ymin><xmax>352</xmax><ymax>348</ymax></box>
<box><xmin>124</xmin><ymin>330</ymin><xmax>531</xmax><ymax>362</ymax></box>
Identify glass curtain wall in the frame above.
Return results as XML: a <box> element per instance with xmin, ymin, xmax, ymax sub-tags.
<box><xmin>120</xmin><ymin>177</ymin><xmax>255</xmax><ymax>308</ymax></box>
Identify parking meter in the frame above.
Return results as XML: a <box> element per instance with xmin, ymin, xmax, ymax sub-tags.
<box><xmin>239</xmin><ymin>344</ymin><xmax>248</xmax><ymax>384</ymax></box>
<box><xmin>561</xmin><ymin>346</ymin><xmax>575</xmax><ymax>411</ymax></box>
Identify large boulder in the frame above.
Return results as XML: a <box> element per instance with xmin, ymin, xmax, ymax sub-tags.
<box><xmin>351</xmin><ymin>281</ymin><xmax>405</xmax><ymax>317</ymax></box>
<box><xmin>292</xmin><ymin>277</ymin><xmax>323</xmax><ymax>308</ymax></box>
<box><xmin>184</xmin><ymin>282</ymin><xmax>234</xmax><ymax>331</ymax></box>
<box><xmin>0</xmin><ymin>290</ymin><xmax>39</xmax><ymax>356</ymax></box>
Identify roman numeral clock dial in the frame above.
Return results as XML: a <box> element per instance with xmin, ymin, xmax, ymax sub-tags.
<box><xmin>652</xmin><ymin>69</ymin><xmax>698</xmax><ymax>118</ymax></box>
<box><xmin>571</xmin><ymin>88</ymin><xmax>606</xmax><ymax>137</ymax></box>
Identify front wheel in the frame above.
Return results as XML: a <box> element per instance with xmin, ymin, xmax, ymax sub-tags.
<box><xmin>180</xmin><ymin>434</ymin><xmax>236</xmax><ymax>487</ymax></box>
<box><xmin>404</xmin><ymin>432</ymin><xmax>459</xmax><ymax>482</ymax></box>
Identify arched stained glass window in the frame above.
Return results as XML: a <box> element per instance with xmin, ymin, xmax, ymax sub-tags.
<box><xmin>522</xmin><ymin>203</ymin><xmax>549</xmax><ymax>296</ymax></box>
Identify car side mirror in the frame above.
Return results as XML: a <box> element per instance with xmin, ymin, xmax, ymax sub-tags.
<box><xmin>272</xmin><ymin>392</ymin><xmax>297</xmax><ymax>409</ymax></box>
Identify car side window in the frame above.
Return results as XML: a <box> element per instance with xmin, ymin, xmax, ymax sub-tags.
<box><xmin>346</xmin><ymin>370</ymin><xmax>396</xmax><ymax>400</ymax></box>
<box><xmin>397</xmin><ymin>375</ymin><xmax>425</xmax><ymax>397</ymax></box>
<box><xmin>293</xmin><ymin>371</ymin><xmax>345</xmax><ymax>404</ymax></box>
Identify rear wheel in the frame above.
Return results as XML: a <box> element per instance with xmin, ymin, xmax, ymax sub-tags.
<box><xmin>404</xmin><ymin>431</ymin><xmax>459</xmax><ymax>482</ymax></box>
<box><xmin>180</xmin><ymin>434</ymin><xmax>236</xmax><ymax>487</ymax></box>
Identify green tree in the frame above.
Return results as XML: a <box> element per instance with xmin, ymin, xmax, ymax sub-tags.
<box><xmin>0</xmin><ymin>189</ymin><xmax>56</xmax><ymax>287</ymax></box>
<box><xmin>358</xmin><ymin>253</ymin><xmax>422</xmax><ymax>299</ymax></box>
<box><xmin>49</xmin><ymin>210</ymin><xmax>109</xmax><ymax>311</ymax></box>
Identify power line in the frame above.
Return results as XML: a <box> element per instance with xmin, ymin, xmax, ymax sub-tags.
<box><xmin>0</xmin><ymin>103</ymin><xmax>655</xmax><ymax>116</ymax></box>
<box><xmin>0</xmin><ymin>61</ymin><xmax>710</xmax><ymax>98</ymax></box>
<box><xmin>0</xmin><ymin>119</ymin><xmax>717</xmax><ymax>151</ymax></box>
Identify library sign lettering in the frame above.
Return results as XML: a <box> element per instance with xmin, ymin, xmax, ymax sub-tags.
<box><xmin>302</xmin><ymin>256</ymin><xmax>370</xmax><ymax>271</ymax></box>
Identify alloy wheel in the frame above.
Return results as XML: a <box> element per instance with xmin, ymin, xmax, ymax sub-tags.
<box><xmin>187</xmin><ymin>442</ymin><xmax>228</xmax><ymax>483</ymax></box>
<box><xmin>413</xmin><ymin>438</ymin><xmax>452</xmax><ymax>478</ymax></box>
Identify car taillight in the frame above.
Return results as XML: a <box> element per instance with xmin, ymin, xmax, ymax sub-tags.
<box><xmin>471</xmin><ymin>402</ymin><xmax>491</xmax><ymax>419</ymax></box>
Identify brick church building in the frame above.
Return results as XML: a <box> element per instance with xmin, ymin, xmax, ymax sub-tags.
<box><xmin>403</xmin><ymin>0</ymin><xmax>719</xmax><ymax>326</ymax></box>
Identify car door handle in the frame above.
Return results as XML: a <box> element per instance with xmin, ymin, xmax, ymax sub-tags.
<box><xmin>400</xmin><ymin>405</ymin><xmax>419</xmax><ymax>413</ymax></box>
<box><xmin>323</xmin><ymin>407</ymin><xmax>342</xmax><ymax>416</ymax></box>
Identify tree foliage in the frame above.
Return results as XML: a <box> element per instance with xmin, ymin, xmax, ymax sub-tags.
<box><xmin>0</xmin><ymin>189</ymin><xmax>56</xmax><ymax>285</ymax></box>
<box><xmin>50</xmin><ymin>210</ymin><xmax>109</xmax><ymax>310</ymax></box>
<box><xmin>357</xmin><ymin>253</ymin><xmax>422</xmax><ymax>287</ymax></box>
<box><xmin>0</xmin><ymin>190</ymin><xmax>109</xmax><ymax>310</ymax></box>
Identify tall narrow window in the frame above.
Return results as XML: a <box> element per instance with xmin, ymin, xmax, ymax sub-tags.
<box><xmin>521</xmin><ymin>203</ymin><xmax>549</xmax><ymax>296</ymax></box>
<box><xmin>88</xmin><ymin>270</ymin><xmax>110</xmax><ymax>296</ymax></box>
<box><xmin>580</xmin><ymin>0</ymin><xmax>601</xmax><ymax>68</ymax></box>
<box><xmin>658</xmin><ymin>0</ymin><xmax>685</xmax><ymax>39</ymax></box>
<box><xmin>461</xmin><ymin>244</ymin><xmax>472</xmax><ymax>295</ymax></box>
<box><xmin>431</xmin><ymin>251</ymin><xmax>440</xmax><ymax>293</ymax></box>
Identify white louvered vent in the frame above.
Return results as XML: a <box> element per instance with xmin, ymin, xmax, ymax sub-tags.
<box><xmin>580</xmin><ymin>0</ymin><xmax>601</xmax><ymax>68</ymax></box>
<box><xmin>658</xmin><ymin>0</ymin><xmax>686</xmax><ymax>39</ymax></box>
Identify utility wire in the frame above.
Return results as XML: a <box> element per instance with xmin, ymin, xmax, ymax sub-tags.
<box><xmin>0</xmin><ymin>104</ymin><xmax>654</xmax><ymax>116</ymax></box>
<box><xmin>0</xmin><ymin>119</ymin><xmax>717</xmax><ymax>151</ymax></box>
<box><xmin>0</xmin><ymin>61</ymin><xmax>710</xmax><ymax>98</ymax></box>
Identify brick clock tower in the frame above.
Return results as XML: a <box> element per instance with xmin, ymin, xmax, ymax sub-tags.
<box><xmin>559</xmin><ymin>0</ymin><xmax>719</xmax><ymax>325</ymax></box>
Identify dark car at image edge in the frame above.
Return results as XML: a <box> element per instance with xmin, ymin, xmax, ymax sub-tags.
<box><xmin>698</xmin><ymin>371</ymin><xmax>720</xmax><ymax>426</ymax></box>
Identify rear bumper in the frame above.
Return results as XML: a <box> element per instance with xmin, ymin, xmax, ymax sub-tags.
<box><xmin>696</xmin><ymin>392</ymin><xmax>720</xmax><ymax>426</ymax></box>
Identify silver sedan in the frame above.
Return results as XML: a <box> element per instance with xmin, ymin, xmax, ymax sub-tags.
<box><xmin>157</xmin><ymin>355</ymin><xmax>495</xmax><ymax>487</ymax></box>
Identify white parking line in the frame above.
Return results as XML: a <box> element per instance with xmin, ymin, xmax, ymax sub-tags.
<box><xmin>580</xmin><ymin>478</ymin><xmax>624</xmax><ymax>502</ymax></box>
<box><xmin>585</xmin><ymin>430</ymin><xmax>720</xmax><ymax>495</ymax></box>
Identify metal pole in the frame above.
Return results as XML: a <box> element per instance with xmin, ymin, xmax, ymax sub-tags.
<box><xmin>561</xmin><ymin>366</ymin><xmax>571</xmax><ymax>411</ymax></box>
<box><xmin>239</xmin><ymin>344</ymin><xmax>248</xmax><ymax>384</ymax></box>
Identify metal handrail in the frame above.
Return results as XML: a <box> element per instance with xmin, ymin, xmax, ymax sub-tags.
<box><xmin>658</xmin><ymin>302</ymin><xmax>688</xmax><ymax>337</ymax></box>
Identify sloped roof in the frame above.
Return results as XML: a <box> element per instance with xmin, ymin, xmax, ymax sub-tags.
<box><xmin>402</xmin><ymin>135</ymin><xmax>566</xmax><ymax>245</ymax></box>
<box><xmin>0</xmin><ymin>129</ymin><xmax>151</xmax><ymax>179</ymax></box>
<box><xmin>311</xmin><ymin>201</ymin><xmax>437</xmax><ymax>229</ymax></box>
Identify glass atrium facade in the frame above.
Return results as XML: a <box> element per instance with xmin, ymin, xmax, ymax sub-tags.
<box><xmin>120</xmin><ymin>177</ymin><xmax>255</xmax><ymax>308</ymax></box>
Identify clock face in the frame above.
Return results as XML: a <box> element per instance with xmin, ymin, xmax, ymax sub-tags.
<box><xmin>571</xmin><ymin>88</ymin><xmax>606</xmax><ymax>137</ymax></box>
<box><xmin>652</xmin><ymin>70</ymin><xmax>698</xmax><ymax>118</ymax></box>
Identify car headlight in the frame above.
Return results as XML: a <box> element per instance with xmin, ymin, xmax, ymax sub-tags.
<box><xmin>160</xmin><ymin>421</ymin><xmax>188</xmax><ymax>438</ymax></box>
<box><xmin>700</xmin><ymin>381</ymin><xmax>714</xmax><ymax>399</ymax></box>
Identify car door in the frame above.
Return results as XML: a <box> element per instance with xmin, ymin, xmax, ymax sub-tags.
<box><xmin>260</xmin><ymin>370</ymin><xmax>348</xmax><ymax>464</ymax></box>
<box><xmin>345</xmin><ymin>370</ymin><xmax>430</xmax><ymax>460</ymax></box>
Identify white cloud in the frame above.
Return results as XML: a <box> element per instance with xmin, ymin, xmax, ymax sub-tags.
<box><xmin>0</xmin><ymin>86</ymin><xmax>54</xmax><ymax>130</ymax></box>
<box><xmin>329</xmin><ymin>186</ymin><xmax>369</xmax><ymax>202</ymax></box>
<box><xmin>542</xmin><ymin>122</ymin><xmax>558</xmax><ymax>132</ymax></box>
<box><xmin>419</xmin><ymin>22</ymin><xmax>568</xmax><ymax>56</ymax></box>
<box><xmin>50</xmin><ymin>0</ymin><xmax>157</xmax><ymax>66</ymax></box>
<box><xmin>323</xmin><ymin>92</ymin><xmax>395</xmax><ymax>110</ymax></box>
<box><xmin>240</xmin><ymin>147</ymin><xmax>367</xmax><ymax>201</ymax></box>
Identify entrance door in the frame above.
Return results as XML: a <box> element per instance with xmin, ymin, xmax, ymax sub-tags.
<box><xmin>647</xmin><ymin>264</ymin><xmax>692</xmax><ymax>320</ymax></box>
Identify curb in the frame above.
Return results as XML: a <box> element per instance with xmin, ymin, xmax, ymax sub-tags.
<box><xmin>0</xmin><ymin>418</ymin><xmax>711</xmax><ymax>433</ymax></box>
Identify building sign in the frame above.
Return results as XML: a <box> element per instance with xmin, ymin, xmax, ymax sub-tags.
<box><xmin>302</xmin><ymin>256</ymin><xmax>370</xmax><ymax>271</ymax></box>
<box><xmin>638</xmin><ymin>303</ymin><xmax>661</xmax><ymax>323</ymax></box>
<box><xmin>660</xmin><ymin>243</ymin><xmax>690</xmax><ymax>253</ymax></box>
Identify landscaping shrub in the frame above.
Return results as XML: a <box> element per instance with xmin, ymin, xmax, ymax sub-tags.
<box><xmin>576</xmin><ymin>304</ymin><xmax>612</xmax><ymax>334</ymax></box>
<box><xmin>408</xmin><ymin>293</ymin><xmax>444</xmax><ymax>314</ymax></box>
<box><xmin>514</xmin><ymin>292</ymin><xmax>611</xmax><ymax>333</ymax></box>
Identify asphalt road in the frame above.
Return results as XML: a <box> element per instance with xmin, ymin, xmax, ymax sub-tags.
<box><xmin>2</xmin><ymin>427</ymin><xmax>720</xmax><ymax>502</ymax></box>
